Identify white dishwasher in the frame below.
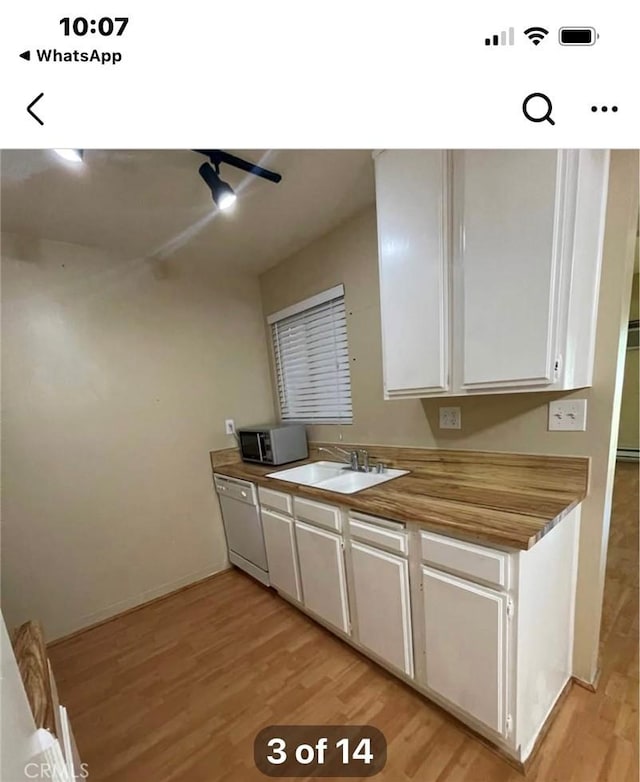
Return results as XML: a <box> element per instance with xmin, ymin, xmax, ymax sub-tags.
<box><xmin>214</xmin><ymin>474</ymin><xmax>270</xmax><ymax>586</ymax></box>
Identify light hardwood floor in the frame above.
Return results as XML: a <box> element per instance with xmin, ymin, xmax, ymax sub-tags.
<box><xmin>48</xmin><ymin>464</ymin><xmax>639</xmax><ymax>782</ymax></box>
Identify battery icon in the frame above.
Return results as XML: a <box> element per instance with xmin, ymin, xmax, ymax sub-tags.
<box><xmin>559</xmin><ymin>27</ymin><xmax>598</xmax><ymax>45</ymax></box>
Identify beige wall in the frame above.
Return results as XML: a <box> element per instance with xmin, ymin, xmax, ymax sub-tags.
<box><xmin>260</xmin><ymin>151</ymin><xmax>639</xmax><ymax>682</ymax></box>
<box><xmin>618</xmin><ymin>270</ymin><xmax>639</xmax><ymax>450</ymax></box>
<box><xmin>1</xmin><ymin>233</ymin><xmax>275</xmax><ymax>640</ymax></box>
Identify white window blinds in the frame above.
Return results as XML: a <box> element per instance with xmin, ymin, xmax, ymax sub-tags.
<box><xmin>268</xmin><ymin>285</ymin><xmax>353</xmax><ymax>424</ymax></box>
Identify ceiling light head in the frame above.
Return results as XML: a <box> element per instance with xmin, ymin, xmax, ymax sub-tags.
<box><xmin>54</xmin><ymin>149</ymin><xmax>84</xmax><ymax>163</ymax></box>
<box><xmin>198</xmin><ymin>163</ymin><xmax>237</xmax><ymax>211</ymax></box>
<box><xmin>216</xmin><ymin>187</ymin><xmax>237</xmax><ymax>211</ymax></box>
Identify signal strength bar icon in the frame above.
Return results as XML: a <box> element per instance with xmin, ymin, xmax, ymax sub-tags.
<box><xmin>485</xmin><ymin>27</ymin><xmax>515</xmax><ymax>46</ymax></box>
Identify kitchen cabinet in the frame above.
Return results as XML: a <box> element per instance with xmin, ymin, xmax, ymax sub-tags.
<box><xmin>457</xmin><ymin>150</ymin><xmax>560</xmax><ymax>388</ymax></box>
<box><xmin>217</xmin><ymin>471</ymin><xmax>581</xmax><ymax>764</ymax></box>
<box><xmin>454</xmin><ymin>150</ymin><xmax>608</xmax><ymax>391</ymax></box>
<box><xmin>374</xmin><ymin>149</ymin><xmax>610</xmax><ymax>397</ymax></box>
<box><xmin>350</xmin><ymin>540</ymin><xmax>413</xmax><ymax>676</ymax></box>
<box><xmin>261</xmin><ymin>508</ymin><xmax>302</xmax><ymax>602</ymax></box>
<box><xmin>422</xmin><ymin>566</ymin><xmax>510</xmax><ymax>736</ymax></box>
<box><xmin>295</xmin><ymin>520</ymin><xmax>350</xmax><ymax>634</ymax></box>
<box><xmin>375</xmin><ymin>149</ymin><xmax>450</xmax><ymax>397</ymax></box>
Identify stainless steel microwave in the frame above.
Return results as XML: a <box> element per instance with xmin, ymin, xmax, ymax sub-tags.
<box><xmin>237</xmin><ymin>424</ymin><xmax>308</xmax><ymax>466</ymax></box>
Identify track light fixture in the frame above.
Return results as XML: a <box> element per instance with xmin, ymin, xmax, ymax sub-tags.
<box><xmin>194</xmin><ymin>150</ymin><xmax>281</xmax><ymax>211</ymax></box>
<box><xmin>54</xmin><ymin>149</ymin><xmax>84</xmax><ymax>163</ymax></box>
<box><xmin>198</xmin><ymin>163</ymin><xmax>237</xmax><ymax>210</ymax></box>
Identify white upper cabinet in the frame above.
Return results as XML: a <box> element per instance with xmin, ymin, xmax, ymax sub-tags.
<box><xmin>455</xmin><ymin>150</ymin><xmax>560</xmax><ymax>388</ymax></box>
<box><xmin>374</xmin><ymin>149</ymin><xmax>610</xmax><ymax>397</ymax></box>
<box><xmin>374</xmin><ymin>150</ymin><xmax>450</xmax><ymax>398</ymax></box>
<box><xmin>454</xmin><ymin>150</ymin><xmax>609</xmax><ymax>391</ymax></box>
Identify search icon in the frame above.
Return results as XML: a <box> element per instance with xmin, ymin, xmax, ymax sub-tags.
<box><xmin>522</xmin><ymin>92</ymin><xmax>555</xmax><ymax>125</ymax></box>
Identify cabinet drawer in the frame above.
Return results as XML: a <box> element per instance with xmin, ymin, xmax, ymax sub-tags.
<box><xmin>348</xmin><ymin>517</ymin><xmax>408</xmax><ymax>556</ymax></box>
<box><xmin>259</xmin><ymin>486</ymin><xmax>292</xmax><ymax>516</ymax></box>
<box><xmin>420</xmin><ymin>531</ymin><xmax>510</xmax><ymax>590</ymax></box>
<box><xmin>294</xmin><ymin>497</ymin><xmax>341</xmax><ymax>532</ymax></box>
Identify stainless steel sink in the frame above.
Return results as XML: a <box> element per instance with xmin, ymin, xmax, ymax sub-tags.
<box><xmin>266</xmin><ymin>461</ymin><xmax>409</xmax><ymax>494</ymax></box>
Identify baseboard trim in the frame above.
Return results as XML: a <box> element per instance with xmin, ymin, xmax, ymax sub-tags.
<box><xmin>46</xmin><ymin>567</ymin><xmax>232</xmax><ymax>649</ymax></box>
<box><xmin>572</xmin><ymin>669</ymin><xmax>600</xmax><ymax>693</ymax></box>
<box><xmin>616</xmin><ymin>448</ymin><xmax>639</xmax><ymax>462</ymax></box>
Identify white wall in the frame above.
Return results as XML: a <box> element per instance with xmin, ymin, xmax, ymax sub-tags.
<box><xmin>1</xmin><ymin>233</ymin><xmax>275</xmax><ymax>640</ymax></box>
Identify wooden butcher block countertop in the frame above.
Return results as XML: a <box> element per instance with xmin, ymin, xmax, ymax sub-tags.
<box><xmin>210</xmin><ymin>444</ymin><xmax>589</xmax><ymax>550</ymax></box>
<box><xmin>12</xmin><ymin>620</ymin><xmax>56</xmax><ymax>734</ymax></box>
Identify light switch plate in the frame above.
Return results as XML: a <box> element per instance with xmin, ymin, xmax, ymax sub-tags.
<box><xmin>548</xmin><ymin>399</ymin><xmax>587</xmax><ymax>431</ymax></box>
<box><xmin>439</xmin><ymin>406</ymin><xmax>461</xmax><ymax>430</ymax></box>
<box><xmin>225</xmin><ymin>419</ymin><xmax>236</xmax><ymax>435</ymax></box>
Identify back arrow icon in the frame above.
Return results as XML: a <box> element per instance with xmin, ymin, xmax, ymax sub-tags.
<box><xmin>27</xmin><ymin>92</ymin><xmax>44</xmax><ymax>125</ymax></box>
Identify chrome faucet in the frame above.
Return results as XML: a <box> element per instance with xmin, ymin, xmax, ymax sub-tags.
<box><xmin>317</xmin><ymin>446</ymin><xmax>372</xmax><ymax>472</ymax></box>
<box><xmin>318</xmin><ymin>445</ymin><xmax>360</xmax><ymax>472</ymax></box>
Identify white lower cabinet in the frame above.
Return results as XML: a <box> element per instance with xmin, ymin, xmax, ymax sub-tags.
<box><xmin>351</xmin><ymin>541</ymin><xmax>414</xmax><ymax>676</ymax></box>
<box><xmin>422</xmin><ymin>565</ymin><xmax>509</xmax><ymax>736</ymax></box>
<box><xmin>295</xmin><ymin>520</ymin><xmax>350</xmax><ymax>634</ymax></box>
<box><xmin>249</xmin><ymin>482</ymin><xmax>580</xmax><ymax>764</ymax></box>
<box><xmin>261</xmin><ymin>508</ymin><xmax>302</xmax><ymax>602</ymax></box>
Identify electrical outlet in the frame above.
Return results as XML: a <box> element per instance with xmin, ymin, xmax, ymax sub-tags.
<box><xmin>439</xmin><ymin>406</ymin><xmax>461</xmax><ymax>430</ymax></box>
<box><xmin>548</xmin><ymin>399</ymin><xmax>587</xmax><ymax>431</ymax></box>
<box><xmin>225</xmin><ymin>419</ymin><xmax>236</xmax><ymax>435</ymax></box>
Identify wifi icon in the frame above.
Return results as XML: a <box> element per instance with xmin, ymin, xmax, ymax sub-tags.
<box><xmin>524</xmin><ymin>26</ymin><xmax>549</xmax><ymax>45</ymax></box>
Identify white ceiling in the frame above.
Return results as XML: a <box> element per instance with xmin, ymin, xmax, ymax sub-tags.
<box><xmin>0</xmin><ymin>150</ymin><xmax>375</xmax><ymax>274</ymax></box>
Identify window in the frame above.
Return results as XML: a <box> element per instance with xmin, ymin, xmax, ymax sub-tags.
<box><xmin>268</xmin><ymin>285</ymin><xmax>353</xmax><ymax>424</ymax></box>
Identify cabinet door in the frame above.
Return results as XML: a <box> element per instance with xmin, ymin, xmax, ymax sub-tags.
<box><xmin>375</xmin><ymin>150</ymin><xmax>450</xmax><ymax>397</ymax></box>
<box><xmin>455</xmin><ymin>150</ymin><xmax>563</xmax><ymax>389</ymax></box>
<box><xmin>351</xmin><ymin>542</ymin><xmax>414</xmax><ymax>676</ymax></box>
<box><xmin>295</xmin><ymin>521</ymin><xmax>350</xmax><ymax>634</ymax></box>
<box><xmin>261</xmin><ymin>509</ymin><xmax>301</xmax><ymax>602</ymax></box>
<box><xmin>422</xmin><ymin>566</ymin><xmax>509</xmax><ymax>736</ymax></box>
